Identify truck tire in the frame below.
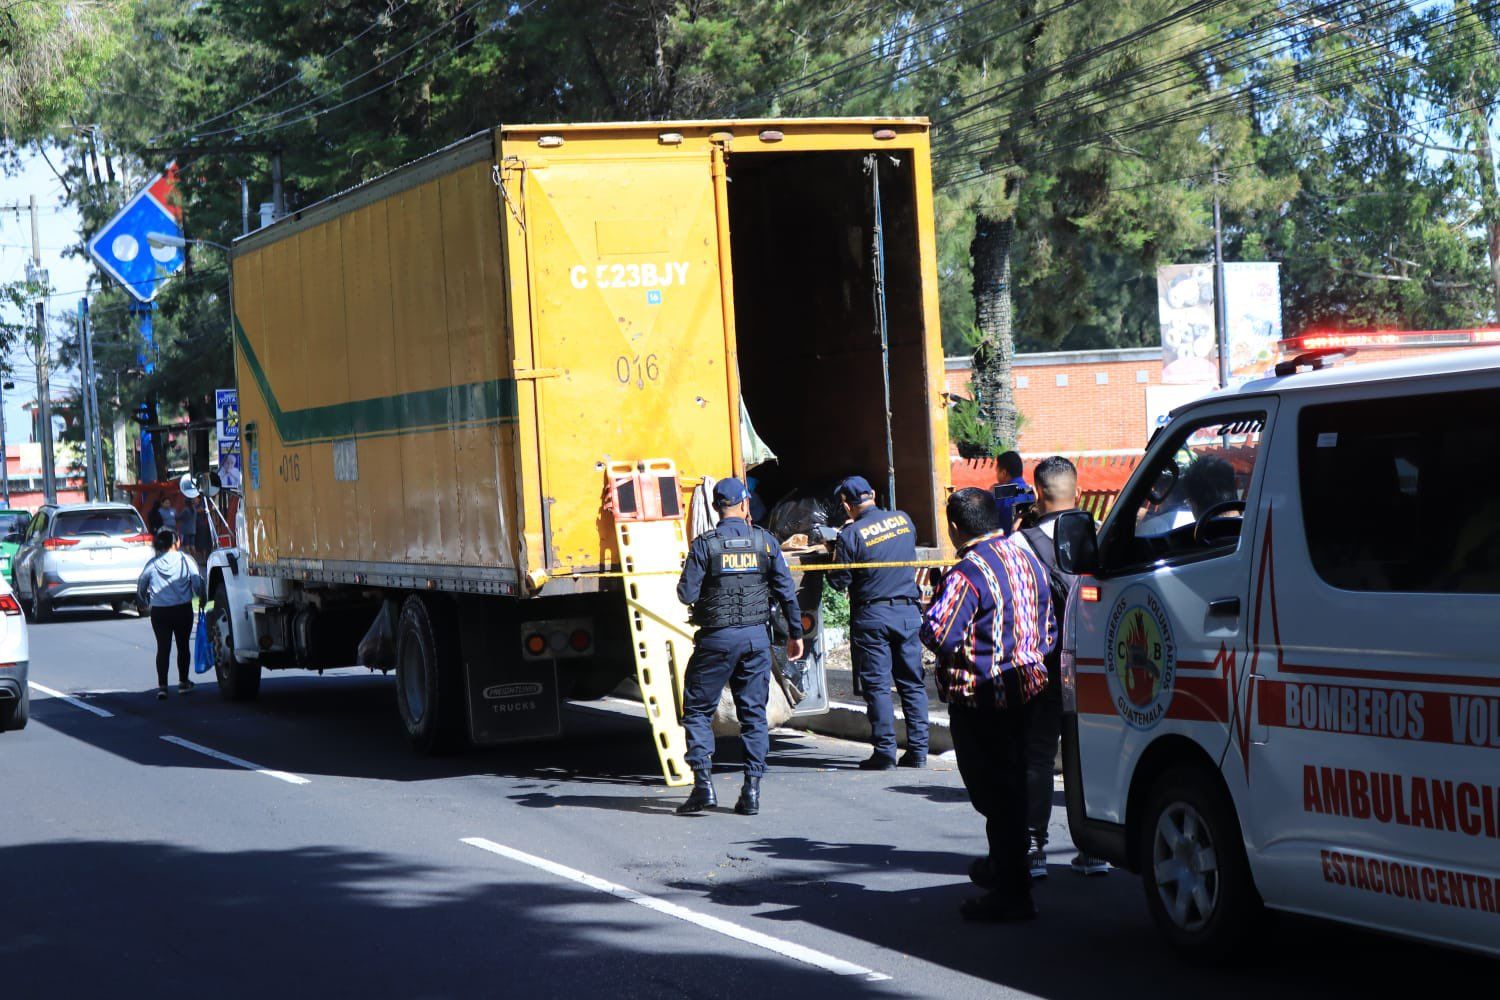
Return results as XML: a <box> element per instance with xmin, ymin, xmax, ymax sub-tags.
<box><xmin>394</xmin><ymin>594</ymin><xmax>465</xmax><ymax>754</ymax></box>
<box><xmin>210</xmin><ymin>581</ymin><xmax>261</xmax><ymax>701</ymax></box>
<box><xmin>1139</xmin><ymin>764</ymin><xmax>1264</xmax><ymax>963</ymax></box>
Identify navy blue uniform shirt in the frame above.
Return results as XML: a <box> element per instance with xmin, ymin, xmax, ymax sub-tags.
<box><xmin>677</xmin><ymin>516</ymin><xmax>804</xmax><ymax>638</ymax></box>
<box><xmin>827</xmin><ymin>506</ymin><xmax>921</xmax><ymax>607</ymax></box>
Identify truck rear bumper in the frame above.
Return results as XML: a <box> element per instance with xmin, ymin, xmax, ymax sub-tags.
<box><xmin>1062</xmin><ymin>711</ymin><xmax>1131</xmax><ymax>868</ymax></box>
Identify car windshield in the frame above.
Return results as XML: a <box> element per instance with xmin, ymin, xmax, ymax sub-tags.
<box><xmin>0</xmin><ymin>512</ymin><xmax>28</xmax><ymax>539</ymax></box>
<box><xmin>52</xmin><ymin>510</ymin><xmax>146</xmax><ymax>538</ymax></box>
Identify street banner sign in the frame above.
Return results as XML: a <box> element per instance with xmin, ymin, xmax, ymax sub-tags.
<box><xmin>216</xmin><ymin>388</ymin><xmax>238</xmax><ymax>444</ymax></box>
<box><xmin>87</xmin><ymin>163</ymin><xmax>186</xmax><ymax>303</ymax></box>
<box><xmin>216</xmin><ymin>388</ymin><xmax>242</xmax><ymax>488</ymax></box>
<box><xmin>1157</xmin><ymin>261</ymin><xmax>1283</xmax><ymax>385</ymax></box>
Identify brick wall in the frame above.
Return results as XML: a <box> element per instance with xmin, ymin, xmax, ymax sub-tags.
<box><xmin>946</xmin><ymin>348</ymin><xmax>1165</xmax><ymax>455</ymax></box>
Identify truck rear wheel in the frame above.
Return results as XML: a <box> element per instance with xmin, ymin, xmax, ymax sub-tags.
<box><xmin>211</xmin><ymin>581</ymin><xmax>261</xmax><ymax>701</ymax></box>
<box><xmin>394</xmin><ymin>594</ymin><xmax>465</xmax><ymax>754</ymax></box>
<box><xmin>1139</xmin><ymin>764</ymin><xmax>1263</xmax><ymax>963</ymax></box>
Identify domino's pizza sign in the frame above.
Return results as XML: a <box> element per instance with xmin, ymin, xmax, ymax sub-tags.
<box><xmin>87</xmin><ymin>163</ymin><xmax>186</xmax><ymax>303</ymax></box>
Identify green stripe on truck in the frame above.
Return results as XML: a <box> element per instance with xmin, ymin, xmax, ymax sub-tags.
<box><xmin>234</xmin><ymin>316</ymin><xmax>519</xmax><ymax>445</ymax></box>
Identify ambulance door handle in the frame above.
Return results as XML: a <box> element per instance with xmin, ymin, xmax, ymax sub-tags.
<box><xmin>1208</xmin><ymin>597</ymin><xmax>1240</xmax><ymax>617</ymax></box>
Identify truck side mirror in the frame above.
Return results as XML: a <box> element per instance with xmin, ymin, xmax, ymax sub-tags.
<box><xmin>1054</xmin><ymin>510</ymin><xmax>1099</xmax><ymax>576</ymax></box>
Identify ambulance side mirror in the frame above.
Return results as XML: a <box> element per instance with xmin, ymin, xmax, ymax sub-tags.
<box><xmin>1054</xmin><ymin>510</ymin><xmax>1099</xmax><ymax>576</ymax></box>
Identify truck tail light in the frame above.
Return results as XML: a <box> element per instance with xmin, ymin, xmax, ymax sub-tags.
<box><xmin>0</xmin><ymin>594</ymin><xmax>20</xmax><ymax>616</ymax></box>
<box><xmin>800</xmin><ymin>613</ymin><xmax>815</xmax><ymax>634</ymax></box>
<box><xmin>521</xmin><ymin>618</ymin><xmax>594</xmax><ymax>660</ymax></box>
<box><xmin>1079</xmin><ymin>585</ymin><xmax>1100</xmax><ymax>603</ymax></box>
<box><xmin>44</xmin><ymin>537</ymin><xmax>79</xmax><ymax>550</ymax></box>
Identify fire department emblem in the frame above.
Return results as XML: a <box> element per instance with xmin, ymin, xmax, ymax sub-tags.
<box><xmin>1105</xmin><ymin>586</ymin><xmax>1177</xmax><ymax>729</ymax></box>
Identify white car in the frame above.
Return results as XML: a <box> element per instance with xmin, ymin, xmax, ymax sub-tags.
<box><xmin>0</xmin><ymin>573</ymin><xmax>29</xmax><ymax>731</ymax></box>
<box><xmin>1055</xmin><ymin>346</ymin><xmax>1500</xmax><ymax>961</ymax></box>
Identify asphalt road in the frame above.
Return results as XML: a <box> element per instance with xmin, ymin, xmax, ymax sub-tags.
<box><xmin>3</xmin><ymin>609</ymin><xmax>1484</xmax><ymax>998</ymax></box>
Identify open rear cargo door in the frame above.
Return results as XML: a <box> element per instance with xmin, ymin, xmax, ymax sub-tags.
<box><xmin>503</xmin><ymin>141</ymin><xmax>741</xmax><ymax>582</ymax></box>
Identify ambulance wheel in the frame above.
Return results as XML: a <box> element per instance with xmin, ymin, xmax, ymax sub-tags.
<box><xmin>1139</xmin><ymin>764</ymin><xmax>1263</xmax><ymax>962</ymax></box>
<box><xmin>211</xmin><ymin>581</ymin><xmax>260</xmax><ymax>701</ymax></box>
<box><xmin>394</xmin><ymin>594</ymin><xmax>465</xmax><ymax>754</ymax></box>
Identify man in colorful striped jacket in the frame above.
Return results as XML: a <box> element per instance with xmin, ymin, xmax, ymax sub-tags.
<box><xmin>921</xmin><ymin>487</ymin><xmax>1056</xmax><ymax>922</ymax></box>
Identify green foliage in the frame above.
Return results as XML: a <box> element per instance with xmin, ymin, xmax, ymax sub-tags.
<box><xmin>820</xmin><ymin>582</ymin><xmax>850</xmax><ymax>631</ymax></box>
<box><xmin>0</xmin><ymin>1</ymin><xmax>126</xmax><ymax>140</ymax></box>
<box><xmin>18</xmin><ymin>0</ymin><xmax>1500</xmax><ymax>447</ymax></box>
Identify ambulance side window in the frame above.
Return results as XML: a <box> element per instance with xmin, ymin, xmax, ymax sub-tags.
<box><xmin>1099</xmin><ymin>411</ymin><xmax>1267</xmax><ymax>573</ymax></box>
<box><xmin>1300</xmin><ymin>386</ymin><xmax>1500</xmax><ymax>594</ymax></box>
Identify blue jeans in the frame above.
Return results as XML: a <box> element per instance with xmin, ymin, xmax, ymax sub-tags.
<box><xmin>851</xmin><ymin>604</ymin><xmax>929</xmax><ymax>759</ymax></box>
<box><xmin>682</xmin><ymin>626</ymin><xmax>772</xmax><ymax>777</ymax></box>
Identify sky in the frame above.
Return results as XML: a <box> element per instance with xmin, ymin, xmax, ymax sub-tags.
<box><xmin>0</xmin><ymin>147</ymin><xmax>96</xmax><ymax>450</ymax></box>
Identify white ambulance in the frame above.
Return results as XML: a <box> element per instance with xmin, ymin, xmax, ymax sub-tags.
<box><xmin>1053</xmin><ymin>347</ymin><xmax>1500</xmax><ymax>961</ymax></box>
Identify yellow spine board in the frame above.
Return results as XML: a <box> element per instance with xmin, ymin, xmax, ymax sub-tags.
<box><xmin>614</xmin><ymin>516</ymin><xmax>694</xmax><ymax>787</ymax></box>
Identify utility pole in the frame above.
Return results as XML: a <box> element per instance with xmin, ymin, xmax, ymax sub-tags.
<box><xmin>0</xmin><ymin>378</ymin><xmax>9</xmax><ymax>507</ymax></box>
<box><xmin>271</xmin><ymin>150</ymin><xmax>285</xmax><ymax>219</ymax></box>
<box><xmin>77</xmin><ymin>298</ymin><xmax>106</xmax><ymax>500</ymax></box>
<box><xmin>29</xmin><ymin>195</ymin><xmax>58</xmax><ymax>504</ymax></box>
<box><xmin>85</xmin><ymin>307</ymin><xmax>106</xmax><ymax>496</ymax></box>
<box><xmin>1212</xmin><ymin>169</ymin><xmax>1230</xmax><ymax>390</ymax></box>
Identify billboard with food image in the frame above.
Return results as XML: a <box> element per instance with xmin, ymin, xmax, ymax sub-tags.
<box><xmin>1157</xmin><ymin>262</ymin><xmax>1282</xmax><ymax>385</ymax></box>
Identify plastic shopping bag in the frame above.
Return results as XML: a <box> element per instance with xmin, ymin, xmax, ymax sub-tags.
<box><xmin>193</xmin><ymin>610</ymin><xmax>212</xmax><ymax>674</ymax></box>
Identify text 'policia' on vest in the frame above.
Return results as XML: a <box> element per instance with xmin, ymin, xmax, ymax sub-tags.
<box><xmin>691</xmin><ymin>534</ymin><xmax>772</xmax><ymax>629</ymax></box>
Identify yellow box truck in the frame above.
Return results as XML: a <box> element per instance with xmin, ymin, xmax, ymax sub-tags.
<box><xmin>207</xmin><ymin>118</ymin><xmax>951</xmax><ymax>751</ymax></box>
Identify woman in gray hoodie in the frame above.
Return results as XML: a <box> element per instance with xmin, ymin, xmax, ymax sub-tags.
<box><xmin>136</xmin><ymin>529</ymin><xmax>205</xmax><ymax>700</ymax></box>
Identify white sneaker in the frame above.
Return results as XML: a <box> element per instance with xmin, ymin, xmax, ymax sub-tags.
<box><xmin>1071</xmin><ymin>854</ymin><xmax>1110</xmax><ymax>876</ymax></box>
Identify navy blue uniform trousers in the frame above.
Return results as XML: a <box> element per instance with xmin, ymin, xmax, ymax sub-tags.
<box><xmin>682</xmin><ymin>625</ymin><xmax>772</xmax><ymax>777</ymax></box>
<box><xmin>851</xmin><ymin>603</ymin><xmax>929</xmax><ymax>759</ymax></box>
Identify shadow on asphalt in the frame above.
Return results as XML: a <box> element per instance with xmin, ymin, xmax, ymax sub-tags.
<box><xmin>884</xmin><ymin>783</ymin><xmax>971</xmax><ymax>804</ymax></box>
<box><xmin>0</xmin><ymin>840</ymin><xmax>894</xmax><ymax>998</ymax></box>
<box><xmin>24</xmin><ymin>607</ymin><xmax>141</xmax><ymax>626</ymax></box>
<box><xmin>29</xmin><ymin>670</ymin><xmax>863</xmax><ymax>790</ymax></box>
<box><xmin>670</xmin><ymin>846</ymin><xmax>1485</xmax><ymax>999</ymax></box>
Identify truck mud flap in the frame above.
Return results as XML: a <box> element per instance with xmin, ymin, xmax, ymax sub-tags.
<box><xmin>614</xmin><ymin>516</ymin><xmax>694</xmax><ymax>787</ymax></box>
<box><xmin>460</xmin><ymin>611</ymin><xmax>562</xmax><ymax>745</ymax></box>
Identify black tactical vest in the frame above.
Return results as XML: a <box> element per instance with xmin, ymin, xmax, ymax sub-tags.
<box><xmin>691</xmin><ymin>531</ymin><xmax>772</xmax><ymax>628</ymax></box>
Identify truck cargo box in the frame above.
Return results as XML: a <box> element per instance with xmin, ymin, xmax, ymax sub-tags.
<box><xmin>231</xmin><ymin>119</ymin><xmax>950</xmax><ymax>597</ymax></box>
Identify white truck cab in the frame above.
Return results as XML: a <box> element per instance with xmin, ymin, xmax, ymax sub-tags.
<box><xmin>1056</xmin><ymin>347</ymin><xmax>1500</xmax><ymax>961</ymax></box>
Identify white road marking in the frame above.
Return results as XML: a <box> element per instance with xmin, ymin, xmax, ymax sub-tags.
<box><xmin>28</xmin><ymin>682</ymin><xmax>115</xmax><ymax>718</ymax></box>
<box><xmin>461</xmin><ymin>836</ymin><xmax>890</xmax><ymax>982</ymax></box>
<box><xmin>160</xmin><ymin>735</ymin><xmax>310</xmax><ymax>785</ymax></box>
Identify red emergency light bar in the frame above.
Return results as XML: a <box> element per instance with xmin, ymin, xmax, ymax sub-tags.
<box><xmin>1281</xmin><ymin>328</ymin><xmax>1500</xmax><ymax>352</ymax></box>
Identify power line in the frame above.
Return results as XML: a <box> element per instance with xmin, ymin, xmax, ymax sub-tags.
<box><xmin>188</xmin><ymin>0</ymin><xmax>525</xmax><ymax>141</ymax></box>
<box><xmin>152</xmin><ymin>0</ymin><xmax>418</xmax><ymax>143</ymax></box>
<box><xmin>931</xmin><ymin>0</ymin><xmax>1355</xmax><ymax>157</ymax></box>
<box><xmin>937</xmin><ymin>0</ymin><xmax>1481</xmax><ymax>189</ymax></box>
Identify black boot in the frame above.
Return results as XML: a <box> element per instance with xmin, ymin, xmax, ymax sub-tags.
<box><xmin>734</xmin><ymin>775</ymin><xmax>761</xmax><ymax>815</ymax></box>
<box><xmin>676</xmin><ymin>772</ymin><xmax>717</xmax><ymax>814</ymax></box>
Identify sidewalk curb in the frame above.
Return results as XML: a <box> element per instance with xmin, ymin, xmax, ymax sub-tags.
<box><xmin>788</xmin><ymin>700</ymin><xmax>954</xmax><ymax>756</ymax></box>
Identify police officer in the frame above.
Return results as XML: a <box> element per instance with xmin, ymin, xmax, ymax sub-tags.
<box><xmin>675</xmin><ymin>478</ymin><xmax>805</xmax><ymax>815</ymax></box>
<box><xmin>828</xmin><ymin>476</ymin><xmax>930</xmax><ymax>770</ymax></box>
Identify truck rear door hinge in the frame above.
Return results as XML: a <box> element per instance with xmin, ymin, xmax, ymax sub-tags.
<box><xmin>512</xmin><ymin>367</ymin><xmax>563</xmax><ymax>380</ymax></box>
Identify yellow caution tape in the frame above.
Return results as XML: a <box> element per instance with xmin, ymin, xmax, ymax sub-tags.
<box><xmin>543</xmin><ymin>557</ymin><xmax>957</xmax><ymax>582</ymax></box>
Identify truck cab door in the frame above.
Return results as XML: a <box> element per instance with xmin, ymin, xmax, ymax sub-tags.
<box><xmin>1072</xmin><ymin>401</ymin><xmax>1276</xmax><ymax>830</ymax></box>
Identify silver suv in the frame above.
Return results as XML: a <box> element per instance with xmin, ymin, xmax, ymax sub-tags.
<box><xmin>11</xmin><ymin>503</ymin><xmax>155</xmax><ymax>621</ymax></box>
